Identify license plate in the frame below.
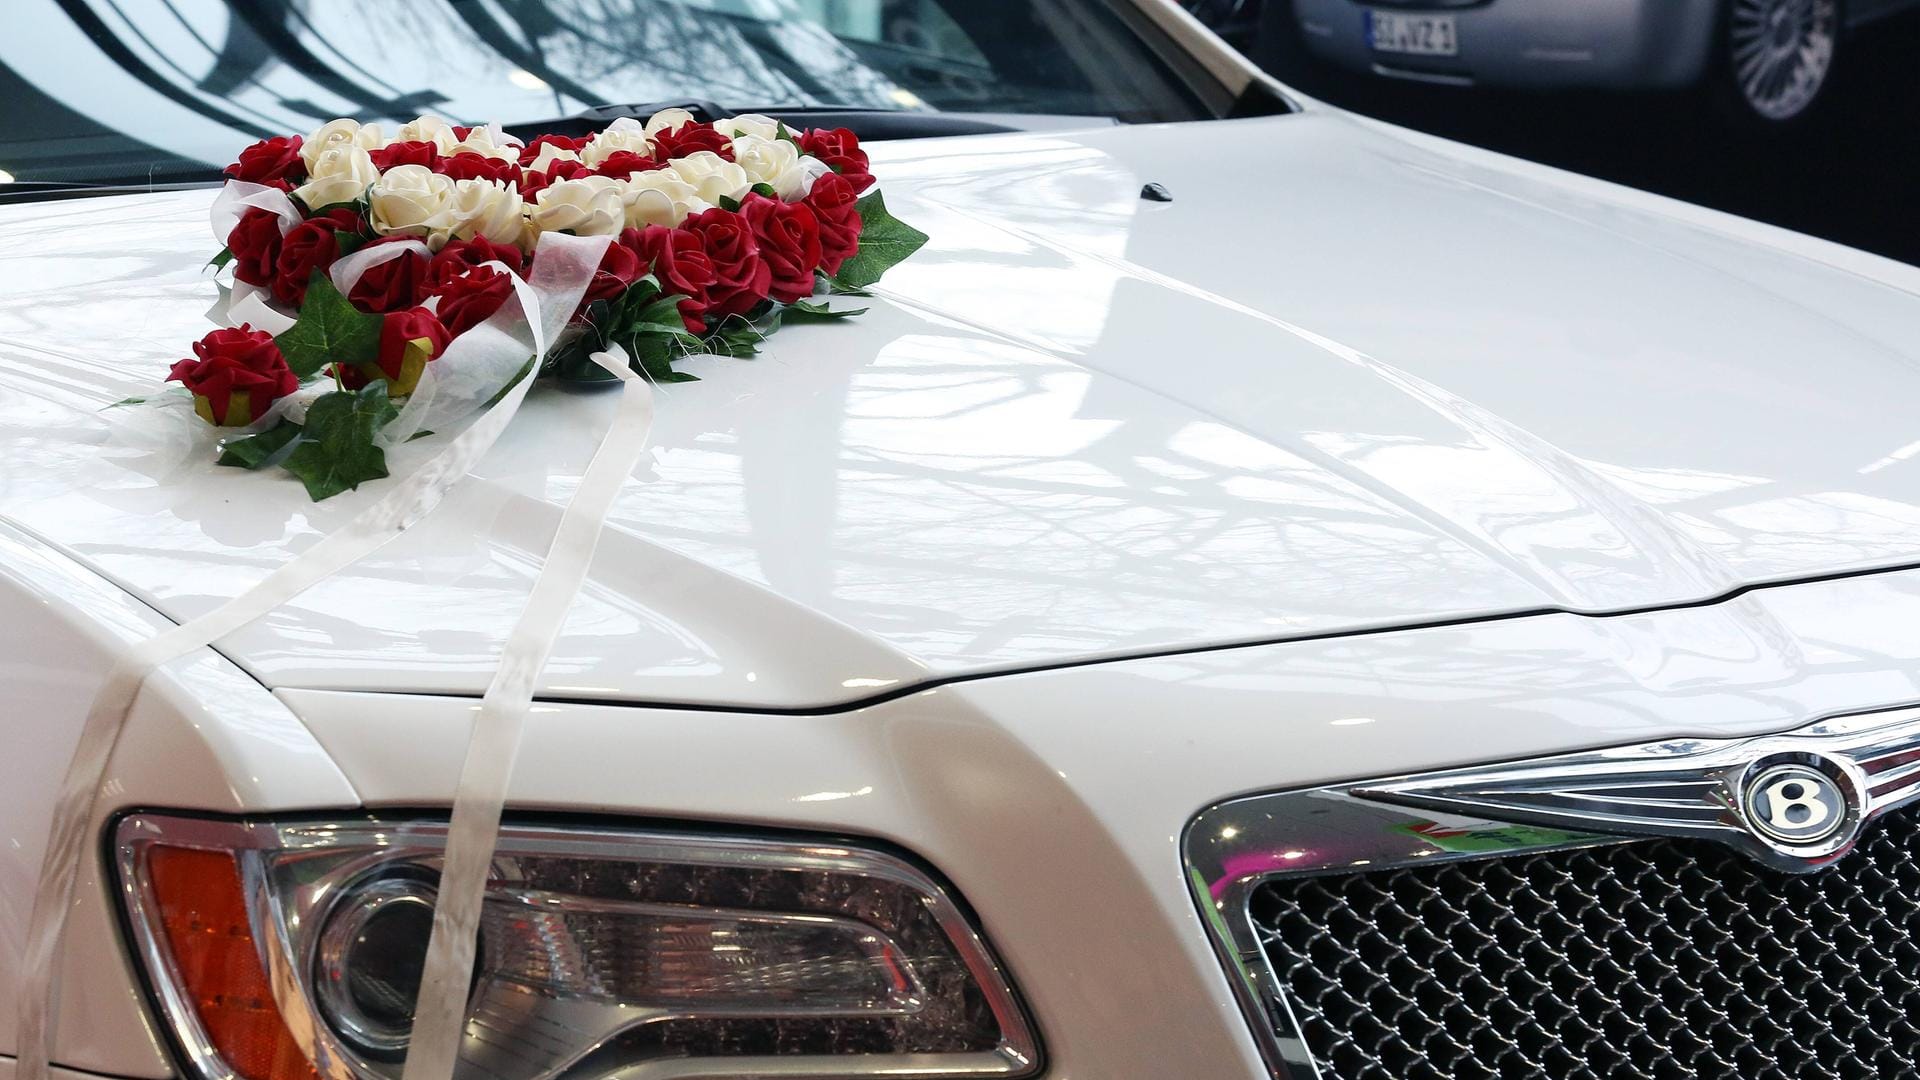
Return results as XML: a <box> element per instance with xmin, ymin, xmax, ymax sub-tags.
<box><xmin>1366</xmin><ymin>10</ymin><xmax>1458</xmax><ymax>56</ymax></box>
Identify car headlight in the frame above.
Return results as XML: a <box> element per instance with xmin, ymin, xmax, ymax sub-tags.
<box><xmin>114</xmin><ymin>814</ymin><xmax>1040</xmax><ymax>1080</ymax></box>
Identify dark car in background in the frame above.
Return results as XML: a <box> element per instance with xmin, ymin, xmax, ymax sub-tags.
<box><xmin>1191</xmin><ymin>0</ymin><xmax>1919</xmax><ymax>124</ymax></box>
<box><xmin>1185</xmin><ymin>0</ymin><xmax>1920</xmax><ymax>270</ymax></box>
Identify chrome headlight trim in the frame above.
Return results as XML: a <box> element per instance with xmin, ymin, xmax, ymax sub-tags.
<box><xmin>115</xmin><ymin>813</ymin><xmax>1041</xmax><ymax>1080</ymax></box>
<box><xmin>1183</xmin><ymin>702</ymin><xmax>1920</xmax><ymax>1079</ymax></box>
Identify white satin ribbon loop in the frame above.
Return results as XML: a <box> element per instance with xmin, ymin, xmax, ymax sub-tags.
<box><xmin>227</xmin><ymin>287</ymin><xmax>298</xmax><ymax>336</ymax></box>
<box><xmin>378</xmin><ymin>232</ymin><xmax>609</xmax><ymax>448</ymax></box>
<box><xmin>329</xmin><ymin>237</ymin><xmax>432</xmax><ymax>301</ymax></box>
<box><xmin>210</xmin><ymin>179</ymin><xmax>303</xmax><ymax>242</ymax></box>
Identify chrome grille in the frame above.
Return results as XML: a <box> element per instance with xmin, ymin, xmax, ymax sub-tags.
<box><xmin>1248</xmin><ymin>810</ymin><xmax>1920</xmax><ymax>1079</ymax></box>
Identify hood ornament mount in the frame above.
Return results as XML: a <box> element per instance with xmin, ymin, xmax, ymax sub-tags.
<box><xmin>1352</xmin><ymin>704</ymin><xmax>1920</xmax><ymax>874</ymax></box>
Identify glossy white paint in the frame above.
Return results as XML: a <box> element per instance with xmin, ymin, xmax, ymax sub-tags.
<box><xmin>288</xmin><ymin>565</ymin><xmax>1920</xmax><ymax>1079</ymax></box>
<box><xmin>5</xmin><ymin>72</ymin><xmax>1920</xmax><ymax>1080</ymax></box>
<box><xmin>4</xmin><ymin>116</ymin><xmax>1920</xmax><ymax>714</ymax></box>
<box><xmin>23</xmin><ymin>560</ymin><xmax>1920</xmax><ymax>1077</ymax></box>
<box><xmin>0</xmin><ymin>522</ymin><xmax>360</xmax><ymax>1076</ymax></box>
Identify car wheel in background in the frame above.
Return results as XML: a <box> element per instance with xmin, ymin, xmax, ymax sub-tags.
<box><xmin>1712</xmin><ymin>0</ymin><xmax>1842</xmax><ymax>127</ymax></box>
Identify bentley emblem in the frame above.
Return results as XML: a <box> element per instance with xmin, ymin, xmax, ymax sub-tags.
<box><xmin>1743</xmin><ymin>763</ymin><xmax>1846</xmax><ymax>845</ymax></box>
<box><xmin>1350</xmin><ymin>705</ymin><xmax>1920</xmax><ymax>874</ymax></box>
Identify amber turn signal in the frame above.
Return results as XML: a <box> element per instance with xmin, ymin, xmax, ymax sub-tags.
<box><xmin>147</xmin><ymin>846</ymin><xmax>318</xmax><ymax>1080</ymax></box>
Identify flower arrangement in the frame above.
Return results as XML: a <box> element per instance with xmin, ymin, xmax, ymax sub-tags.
<box><xmin>161</xmin><ymin>109</ymin><xmax>926</xmax><ymax>499</ymax></box>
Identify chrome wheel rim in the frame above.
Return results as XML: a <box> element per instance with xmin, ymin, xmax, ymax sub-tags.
<box><xmin>1730</xmin><ymin>0</ymin><xmax>1839</xmax><ymax>120</ymax></box>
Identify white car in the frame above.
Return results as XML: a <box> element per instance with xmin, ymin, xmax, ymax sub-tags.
<box><xmin>6</xmin><ymin>2</ymin><xmax>1920</xmax><ymax>1080</ymax></box>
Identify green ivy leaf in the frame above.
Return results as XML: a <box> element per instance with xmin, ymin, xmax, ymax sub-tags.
<box><xmin>830</xmin><ymin>191</ymin><xmax>929</xmax><ymax>291</ymax></box>
<box><xmin>704</xmin><ymin>315</ymin><xmax>779</xmax><ymax>358</ymax></box>
<box><xmin>207</xmin><ymin>247</ymin><xmax>234</xmax><ymax>270</ymax></box>
<box><xmin>216</xmin><ymin>419</ymin><xmax>303</xmax><ymax>470</ymax></box>
<box><xmin>275</xmin><ymin>272</ymin><xmax>384</xmax><ymax>380</ymax></box>
<box><xmin>785</xmin><ymin>298</ymin><xmax>868</xmax><ymax>322</ymax></box>
<box><xmin>749</xmin><ymin>182</ymin><xmax>778</xmax><ymax>199</ymax></box>
<box><xmin>628</xmin><ymin>331</ymin><xmax>702</xmax><ymax>383</ymax></box>
<box><xmin>281</xmin><ymin>383</ymin><xmax>398</xmax><ymax>500</ymax></box>
<box><xmin>557</xmin><ymin>282</ymin><xmax>702</xmax><ymax>382</ymax></box>
<box><xmin>717</xmin><ymin>194</ymin><xmax>742</xmax><ymax>213</ymax></box>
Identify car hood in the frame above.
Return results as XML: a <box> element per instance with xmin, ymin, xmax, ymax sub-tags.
<box><xmin>4</xmin><ymin>110</ymin><xmax>1920</xmax><ymax>710</ymax></box>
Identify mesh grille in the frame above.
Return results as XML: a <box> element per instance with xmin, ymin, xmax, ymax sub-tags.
<box><xmin>1248</xmin><ymin>812</ymin><xmax>1920</xmax><ymax>1079</ymax></box>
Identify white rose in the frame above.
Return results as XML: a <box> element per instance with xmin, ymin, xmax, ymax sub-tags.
<box><xmin>580</xmin><ymin>117</ymin><xmax>654</xmax><ymax>167</ymax></box>
<box><xmin>619</xmin><ymin>171</ymin><xmax>709</xmax><ymax>228</ymax></box>
<box><xmin>713</xmin><ymin>113</ymin><xmax>785</xmax><ymax>141</ymax></box>
<box><xmin>668</xmin><ymin>151</ymin><xmax>751</xmax><ymax>206</ymax></box>
<box><xmin>731</xmin><ymin>135</ymin><xmax>809</xmax><ymax>200</ymax></box>
<box><xmin>302</xmin><ymin>118</ymin><xmax>387</xmax><ymax>168</ymax></box>
<box><xmin>644</xmin><ymin>108</ymin><xmax>698</xmax><ymax>136</ymax></box>
<box><xmin>369</xmin><ymin>164</ymin><xmax>456</xmax><ymax>247</ymax></box>
<box><xmin>292</xmin><ymin>145</ymin><xmax>378</xmax><ymax>209</ymax></box>
<box><xmin>445</xmin><ymin>178</ymin><xmax>528</xmax><ymax>247</ymax></box>
<box><xmin>397</xmin><ymin>114</ymin><xmax>460</xmax><ymax>152</ymax></box>
<box><xmin>527</xmin><ymin>176</ymin><xmax>624</xmax><ymax>236</ymax></box>
<box><xmin>445</xmin><ymin>125</ymin><xmax>520</xmax><ymax>162</ymax></box>
<box><xmin>525</xmin><ymin>142</ymin><xmax>582</xmax><ymax>173</ymax></box>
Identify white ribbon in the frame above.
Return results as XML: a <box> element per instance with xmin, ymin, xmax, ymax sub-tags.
<box><xmin>329</xmin><ymin>237</ymin><xmax>432</xmax><ymax>301</ymax></box>
<box><xmin>204</xmin><ymin>181</ymin><xmax>304</xmax><ymax>332</ymax></box>
<box><xmin>15</xmin><ymin>231</ymin><xmax>618</xmax><ymax>1080</ymax></box>
<box><xmin>209</xmin><ymin>179</ymin><xmax>303</xmax><ymax>241</ymax></box>
<box><xmin>226</xmin><ymin>287</ymin><xmax>298</xmax><ymax>336</ymax></box>
<box><xmin>401</xmin><ymin>343</ymin><xmax>655</xmax><ymax>1080</ymax></box>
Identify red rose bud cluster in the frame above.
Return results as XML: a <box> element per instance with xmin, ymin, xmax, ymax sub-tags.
<box><xmin>189</xmin><ymin>112</ymin><xmax>908</xmax><ymax>433</ymax></box>
<box><xmin>338</xmin><ymin>308</ymin><xmax>452</xmax><ymax>395</ymax></box>
<box><xmin>168</xmin><ymin>326</ymin><xmax>299</xmax><ymax>426</ymax></box>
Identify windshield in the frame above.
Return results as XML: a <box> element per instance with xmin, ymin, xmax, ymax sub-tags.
<box><xmin>1</xmin><ymin>0</ymin><xmax>1216</xmax><ymax>188</ymax></box>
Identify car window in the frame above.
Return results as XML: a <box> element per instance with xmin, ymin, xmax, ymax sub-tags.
<box><xmin>0</xmin><ymin>0</ymin><xmax>1214</xmax><ymax>189</ymax></box>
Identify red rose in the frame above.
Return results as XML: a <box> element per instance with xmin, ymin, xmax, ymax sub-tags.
<box><xmin>346</xmin><ymin>238</ymin><xmax>431</xmax><ymax>314</ymax></box>
<box><xmin>740</xmin><ymin>194</ymin><xmax>823</xmax><ymax>305</ymax></box>
<box><xmin>435</xmin><ymin>152</ymin><xmax>521</xmax><ymax>185</ymax></box>
<box><xmin>227</xmin><ymin>206</ymin><xmax>285</xmax><ymax>287</ymax></box>
<box><xmin>339</xmin><ymin>307</ymin><xmax>450</xmax><ymax>395</ymax></box>
<box><xmin>680</xmin><ymin>207</ymin><xmax>770</xmax><ymax>318</ymax></box>
<box><xmin>651</xmin><ymin>122</ymin><xmax>734</xmax><ymax>162</ymax></box>
<box><xmin>271</xmin><ymin>208</ymin><xmax>365</xmax><ymax>307</ymax></box>
<box><xmin>799</xmin><ymin>128</ymin><xmax>873</xmax><ymax>193</ymax></box>
<box><xmin>224</xmin><ymin>135</ymin><xmax>305</xmax><ymax>188</ymax></box>
<box><xmin>431</xmin><ymin>266</ymin><xmax>516</xmax><ymax>337</ymax></box>
<box><xmin>582</xmin><ymin>236</ymin><xmax>645</xmax><ymax>305</ymax></box>
<box><xmin>623</xmin><ymin>226</ymin><xmax>716</xmax><ymax>332</ymax></box>
<box><xmin>517</xmin><ymin>133</ymin><xmax>588</xmax><ymax>166</ymax></box>
<box><xmin>167</xmin><ymin>325</ymin><xmax>299</xmax><ymax>426</ymax></box>
<box><xmin>450</xmin><ymin>125</ymin><xmax>475</xmax><ymax>140</ymax></box>
<box><xmin>594</xmin><ymin>151</ymin><xmax>665</xmax><ymax>179</ymax></box>
<box><xmin>369</xmin><ymin>140</ymin><xmax>440</xmax><ymax>171</ymax></box>
<box><xmin>805</xmin><ymin>172</ymin><xmax>863</xmax><ymax>276</ymax></box>
<box><xmin>518</xmin><ymin>158</ymin><xmax>590</xmax><ymax>200</ymax></box>
<box><xmin>426</xmin><ymin>236</ymin><xmax>526</xmax><ymax>291</ymax></box>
